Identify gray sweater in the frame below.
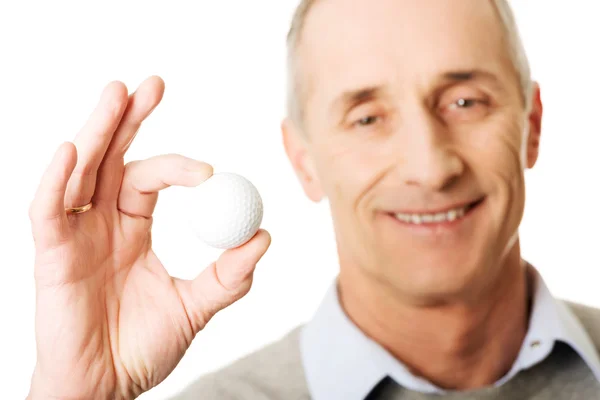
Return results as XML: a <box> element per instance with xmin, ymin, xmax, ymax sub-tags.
<box><xmin>171</xmin><ymin>301</ymin><xmax>600</xmax><ymax>399</ymax></box>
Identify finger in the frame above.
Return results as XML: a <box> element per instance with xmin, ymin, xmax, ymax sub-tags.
<box><xmin>106</xmin><ymin>76</ymin><xmax>165</xmax><ymax>159</ymax></box>
<box><xmin>118</xmin><ymin>154</ymin><xmax>213</xmax><ymax>218</ymax></box>
<box><xmin>176</xmin><ymin>229</ymin><xmax>271</xmax><ymax>332</ymax></box>
<box><xmin>64</xmin><ymin>81</ymin><xmax>129</xmax><ymax>208</ymax></box>
<box><xmin>29</xmin><ymin>142</ymin><xmax>78</xmax><ymax>250</ymax></box>
<box><xmin>94</xmin><ymin>76</ymin><xmax>166</xmax><ymax>204</ymax></box>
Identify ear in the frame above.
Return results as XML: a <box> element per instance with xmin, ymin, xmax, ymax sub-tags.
<box><xmin>281</xmin><ymin>118</ymin><xmax>324</xmax><ymax>202</ymax></box>
<box><xmin>526</xmin><ymin>82</ymin><xmax>543</xmax><ymax>169</ymax></box>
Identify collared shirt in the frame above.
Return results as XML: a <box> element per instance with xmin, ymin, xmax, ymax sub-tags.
<box><xmin>300</xmin><ymin>266</ymin><xmax>600</xmax><ymax>400</ymax></box>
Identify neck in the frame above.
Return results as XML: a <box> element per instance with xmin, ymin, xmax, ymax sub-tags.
<box><xmin>337</xmin><ymin>243</ymin><xmax>530</xmax><ymax>391</ymax></box>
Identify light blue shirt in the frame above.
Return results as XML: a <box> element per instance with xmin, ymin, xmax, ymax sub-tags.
<box><xmin>300</xmin><ymin>265</ymin><xmax>600</xmax><ymax>400</ymax></box>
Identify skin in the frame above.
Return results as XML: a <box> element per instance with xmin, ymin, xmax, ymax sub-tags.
<box><xmin>282</xmin><ymin>0</ymin><xmax>543</xmax><ymax>391</ymax></box>
<box><xmin>28</xmin><ymin>77</ymin><xmax>271</xmax><ymax>399</ymax></box>
<box><xmin>28</xmin><ymin>0</ymin><xmax>545</xmax><ymax>398</ymax></box>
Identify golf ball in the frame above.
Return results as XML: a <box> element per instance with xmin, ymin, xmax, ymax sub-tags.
<box><xmin>189</xmin><ymin>172</ymin><xmax>263</xmax><ymax>249</ymax></box>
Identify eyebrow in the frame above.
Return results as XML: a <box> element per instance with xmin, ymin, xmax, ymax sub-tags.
<box><xmin>331</xmin><ymin>86</ymin><xmax>387</xmax><ymax>124</ymax></box>
<box><xmin>445</xmin><ymin>71</ymin><xmax>477</xmax><ymax>81</ymax></box>
<box><xmin>330</xmin><ymin>70</ymin><xmax>503</xmax><ymax>122</ymax></box>
<box><xmin>442</xmin><ymin>69</ymin><xmax>502</xmax><ymax>88</ymax></box>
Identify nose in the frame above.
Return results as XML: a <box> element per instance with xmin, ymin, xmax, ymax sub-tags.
<box><xmin>397</xmin><ymin>115</ymin><xmax>465</xmax><ymax>191</ymax></box>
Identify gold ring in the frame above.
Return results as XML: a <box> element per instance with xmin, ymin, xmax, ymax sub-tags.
<box><xmin>65</xmin><ymin>202</ymin><xmax>93</xmax><ymax>215</ymax></box>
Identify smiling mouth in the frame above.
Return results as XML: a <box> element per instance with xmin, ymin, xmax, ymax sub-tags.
<box><xmin>391</xmin><ymin>198</ymin><xmax>485</xmax><ymax>225</ymax></box>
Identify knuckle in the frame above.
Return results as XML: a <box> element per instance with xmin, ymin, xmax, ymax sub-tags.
<box><xmin>28</xmin><ymin>198</ymin><xmax>49</xmax><ymax>224</ymax></box>
<box><xmin>122</xmin><ymin>160</ymin><xmax>142</xmax><ymax>189</ymax></box>
<box><xmin>123</xmin><ymin>159</ymin><xmax>141</xmax><ymax>174</ymax></box>
<box><xmin>108</xmin><ymin>98</ymin><xmax>126</xmax><ymax>121</ymax></box>
<box><xmin>105</xmin><ymin>82</ymin><xmax>128</xmax><ymax>117</ymax></box>
<box><xmin>173</xmin><ymin>155</ymin><xmax>190</xmax><ymax>171</ymax></box>
<box><xmin>152</xmin><ymin>153</ymin><xmax>182</xmax><ymax>175</ymax></box>
<box><xmin>161</xmin><ymin>153</ymin><xmax>183</xmax><ymax>165</ymax></box>
<box><xmin>28</xmin><ymin>201</ymin><xmax>38</xmax><ymax>222</ymax></box>
<box><xmin>71</xmin><ymin>165</ymin><xmax>96</xmax><ymax>178</ymax></box>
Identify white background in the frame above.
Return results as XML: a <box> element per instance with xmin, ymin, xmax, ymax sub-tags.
<box><xmin>0</xmin><ymin>1</ymin><xmax>598</xmax><ymax>398</ymax></box>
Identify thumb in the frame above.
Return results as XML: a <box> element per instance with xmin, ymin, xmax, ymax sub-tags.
<box><xmin>181</xmin><ymin>229</ymin><xmax>271</xmax><ymax>332</ymax></box>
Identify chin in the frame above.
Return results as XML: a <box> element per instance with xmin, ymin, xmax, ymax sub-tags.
<box><xmin>370</xmin><ymin>199</ymin><xmax>505</xmax><ymax>303</ymax></box>
<box><xmin>381</xmin><ymin>248</ymin><xmax>495</xmax><ymax>304</ymax></box>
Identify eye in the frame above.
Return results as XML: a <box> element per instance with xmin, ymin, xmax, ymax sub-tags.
<box><xmin>440</xmin><ymin>96</ymin><xmax>490</xmax><ymax>122</ymax></box>
<box><xmin>448</xmin><ymin>98</ymin><xmax>480</xmax><ymax>109</ymax></box>
<box><xmin>355</xmin><ymin>115</ymin><xmax>380</xmax><ymax>127</ymax></box>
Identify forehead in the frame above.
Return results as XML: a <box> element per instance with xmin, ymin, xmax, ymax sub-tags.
<box><xmin>298</xmin><ymin>0</ymin><xmax>514</xmax><ymax>112</ymax></box>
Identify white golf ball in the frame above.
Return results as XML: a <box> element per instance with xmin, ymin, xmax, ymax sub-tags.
<box><xmin>189</xmin><ymin>172</ymin><xmax>263</xmax><ymax>249</ymax></box>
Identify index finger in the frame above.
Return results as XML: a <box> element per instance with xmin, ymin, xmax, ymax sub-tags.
<box><xmin>104</xmin><ymin>76</ymin><xmax>165</xmax><ymax>159</ymax></box>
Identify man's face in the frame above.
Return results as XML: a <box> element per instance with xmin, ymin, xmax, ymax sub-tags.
<box><xmin>284</xmin><ymin>0</ymin><xmax>542</xmax><ymax>303</ymax></box>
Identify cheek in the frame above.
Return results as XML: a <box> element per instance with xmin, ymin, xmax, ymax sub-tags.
<box><xmin>313</xmin><ymin>137</ymin><xmax>397</xmax><ymax>267</ymax></box>
<box><xmin>458</xmin><ymin>115</ymin><xmax>527</xmax><ymax>233</ymax></box>
<box><xmin>461</xmin><ymin>114</ymin><xmax>526</xmax><ymax>188</ymax></box>
<box><xmin>314</xmin><ymin>135</ymin><xmax>395</xmax><ymax>206</ymax></box>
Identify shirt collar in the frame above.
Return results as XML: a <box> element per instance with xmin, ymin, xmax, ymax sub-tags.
<box><xmin>300</xmin><ymin>265</ymin><xmax>600</xmax><ymax>400</ymax></box>
<box><xmin>522</xmin><ymin>267</ymin><xmax>600</xmax><ymax>379</ymax></box>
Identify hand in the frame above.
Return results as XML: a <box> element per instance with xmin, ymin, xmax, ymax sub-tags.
<box><xmin>27</xmin><ymin>76</ymin><xmax>271</xmax><ymax>400</ymax></box>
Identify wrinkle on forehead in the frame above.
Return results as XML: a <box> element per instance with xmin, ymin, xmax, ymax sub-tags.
<box><xmin>293</xmin><ymin>0</ymin><xmax>521</xmax><ymax>127</ymax></box>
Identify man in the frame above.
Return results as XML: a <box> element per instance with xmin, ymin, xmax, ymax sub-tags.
<box><xmin>26</xmin><ymin>0</ymin><xmax>600</xmax><ymax>399</ymax></box>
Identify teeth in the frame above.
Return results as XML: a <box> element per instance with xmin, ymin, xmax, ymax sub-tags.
<box><xmin>434</xmin><ymin>213</ymin><xmax>446</xmax><ymax>222</ymax></box>
<box><xmin>421</xmin><ymin>214</ymin><xmax>434</xmax><ymax>223</ymax></box>
<box><xmin>395</xmin><ymin>205</ymin><xmax>469</xmax><ymax>225</ymax></box>
<box><xmin>411</xmin><ymin>214</ymin><xmax>423</xmax><ymax>225</ymax></box>
<box><xmin>396</xmin><ymin>214</ymin><xmax>411</xmax><ymax>223</ymax></box>
<box><xmin>447</xmin><ymin>209</ymin><xmax>457</xmax><ymax>221</ymax></box>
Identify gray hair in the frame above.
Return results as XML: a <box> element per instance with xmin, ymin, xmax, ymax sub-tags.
<box><xmin>285</xmin><ymin>0</ymin><xmax>533</xmax><ymax>126</ymax></box>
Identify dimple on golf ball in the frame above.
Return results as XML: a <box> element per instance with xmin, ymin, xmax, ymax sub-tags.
<box><xmin>188</xmin><ymin>172</ymin><xmax>263</xmax><ymax>249</ymax></box>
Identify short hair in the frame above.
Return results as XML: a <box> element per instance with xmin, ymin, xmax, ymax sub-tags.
<box><xmin>285</xmin><ymin>0</ymin><xmax>533</xmax><ymax>126</ymax></box>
